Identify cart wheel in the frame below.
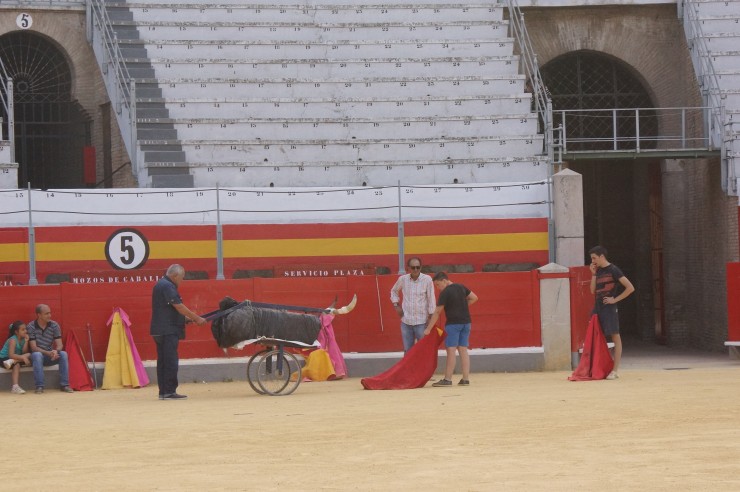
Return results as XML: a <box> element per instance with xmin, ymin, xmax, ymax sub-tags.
<box><xmin>247</xmin><ymin>349</ymin><xmax>269</xmax><ymax>395</ymax></box>
<box><xmin>255</xmin><ymin>349</ymin><xmax>302</xmax><ymax>396</ymax></box>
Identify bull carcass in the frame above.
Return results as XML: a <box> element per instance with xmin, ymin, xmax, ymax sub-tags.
<box><xmin>210</xmin><ymin>295</ymin><xmax>357</xmax><ymax>349</ymax></box>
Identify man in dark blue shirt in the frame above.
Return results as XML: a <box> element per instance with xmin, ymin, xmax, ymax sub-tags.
<box><xmin>150</xmin><ymin>264</ymin><xmax>206</xmax><ymax>400</ymax></box>
<box><xmin>589</xmin><ymin>245</ymin><xmax>635</xmax><ymax>381</ymax></box>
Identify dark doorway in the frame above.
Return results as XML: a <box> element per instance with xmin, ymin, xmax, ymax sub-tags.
<box><xmin>542</xmin><ymin>51</ymin><xmax>663</xmax><ymax>339</ymax></box>
<box><xmin>0</xmin><ymin>31</ymin><xmax>91</xmax><ymax>189</ymax></box>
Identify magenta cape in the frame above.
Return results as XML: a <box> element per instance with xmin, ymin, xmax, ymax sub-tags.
<box><xmin>361</xmin><ymin>327</ymin><xmax>445</xmax><ymax>390</ymax></box>
<box><xmin>568</xmin><ymin>314</ymin><xmax>614</xmax><ymax>381</ymax></box>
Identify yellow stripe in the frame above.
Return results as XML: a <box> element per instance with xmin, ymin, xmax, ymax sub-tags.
<box><xmin>36</xmin><ymin>243</ymin><xmax>104</xmax><ymax>261</ymax></box>
<box><xmin>2</xmin><ymin>233</ymin><xmax>548</xmax><ymax>262</ymax></box>
<box><xmin>0</xmin><ymin>243</ymin><xmax>27</xmax><ymax>262</ymax></box>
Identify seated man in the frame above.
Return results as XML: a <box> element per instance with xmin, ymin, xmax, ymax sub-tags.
<box><xmin>27</xmin><ymin>304</ymin><xmax>73</xmax><ymax>393</ymax></box>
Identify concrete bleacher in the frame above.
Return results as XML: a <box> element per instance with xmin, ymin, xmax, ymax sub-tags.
<box><xmin>96</xmin><ymin>0</ymin><xmax>548</xmax><ymax>188</ymax></box>
<box><xmin>683</xmin><ymin>0</ymin><xmax>740</xmax><ymax>195</ymax></box>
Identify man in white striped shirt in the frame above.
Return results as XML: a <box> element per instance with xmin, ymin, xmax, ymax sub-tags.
<box><xmin>390</xmin><ymin>257</ymin><xmax>436</xmax><ymax>352</ymax></box>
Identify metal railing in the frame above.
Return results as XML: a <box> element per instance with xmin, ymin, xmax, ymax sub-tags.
<box><xmin>86</xmin><ymin>0</ymin><xmax>138</xmax><ymax>174</ymax></box>
<box><xmin>0</xmin><ymin>56</ymin><xmax>15</xmax><ymax>163</ymax></box>
<box><xmin>499</xmin><ymin>0</ymin><xmax>554</xmax><ymax>262</ymax></box>
<box><xmin>555</xmin><ymin>107</ymin><xmax>718</xmax><ymax>155</ymax></box>
<box><xmin>0</xmin><ymin>0</ymin><xmax>85</xmax><ymax>7</ymax></box>
<box><xmin>500</xmin><ymin>0</ymin><xmax>552</xmax><ymax>154</ymax></box>
<box><xmin>679</xmin><ymin>0</ymin><xmax>733</xmax><ymax>192</ymax></box>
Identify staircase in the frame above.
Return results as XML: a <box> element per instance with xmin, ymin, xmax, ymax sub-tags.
<box><xmin>681</xmin><ymin>0</ymin><xmax>740</xmax><ymax>195</ymax></box>
<box><xmin>90</xmin><ymin>0</ymin><xmax>549</xmax><ymax>188</ymax></box>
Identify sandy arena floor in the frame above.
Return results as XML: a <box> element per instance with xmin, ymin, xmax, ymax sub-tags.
<box><xmin>8</xmin><ymin>355</ymin><xmax>740</xmax><ymax>491</ymax></box>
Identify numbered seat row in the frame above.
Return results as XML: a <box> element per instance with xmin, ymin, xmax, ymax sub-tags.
<box><xmin>136</xmin><ymin>94</ymin><xmax>533</xmax><ymax>119</ymax></box>
<box><xmin>119</xmin><ymin>38</ymin><xmax>516</xmax><ymax>60</ymax></box>
<box><xmin>140</xmin><ymin>135</ymin><xmax>545</xmax><ymax>164</ymax></box>
<box><xmin>128</xmin><ymin>56</ymin><xmax>519</xmax><ymax>79</ymax></box>
<box><xmin>113</xmin><ymin>3</ymin><xmax>504</xmax><ymax>24</ymax></box>
<box><xmin>112</xmin><ymin>21</ymin><xmax>509</xmax><ymax>42</ymax></box>
<box><xmin>182</xmin><ymin>158</ymin><xmax>550</xmax><ymax>188</ymax></box>
<box><xmin>135</xmin><ymin>76</ymin><xmax>526</xmax><ymax>99</ymax></box>
<box><xmin>137</xmin><ymin>115</ymin><xmax>539</xmax><ymax>140</ymax></box>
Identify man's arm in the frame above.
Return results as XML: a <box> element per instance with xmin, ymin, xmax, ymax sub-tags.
<box><xmin>424</xmin><ymin>305</ymin><xmax>444</xmax><ymax>335</ymax></box>
<box><xmin>390</xmin><ymin>277</ymin><xmax>404</xmax><ymax>316</ymax></box>
<box><xmin>589</xmin><ymin>262</ymin><xmax>597</xmax><ymax>294</ymax></box>
<box><xmin>467</xmin><ymin>291</ymin><xmax>478</xmax><ymax>306</ymax></box>
<box><xmin>604</xmin><ymin>276</ymin><xmax>635</xmax><ymax>305</ymax></box>
<box><xmin>173</xmin><ymin>303</ymin><xmax>207</xmax><ymax>325</ymax></box>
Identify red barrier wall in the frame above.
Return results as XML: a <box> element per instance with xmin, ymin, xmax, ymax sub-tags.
<box><xmin>728</xmin><ymin>263</ymin><xmax>740</xmax><ymax>342</ymax></box>
<box><xmin>0</xmin><ymin>272</ymin><xmax>542</xmax><ymax>361</ymax></box>
<box><xmin>569</xmin><ymin>266</ymin><xmax>593</xmax><ymax>352</ymax></box>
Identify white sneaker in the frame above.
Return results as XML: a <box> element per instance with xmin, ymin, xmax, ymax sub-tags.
<box><xmin>2</xmin><ymin>359</ymin><xmax>14</xmax><ymax>370</ymax></box>
<box><xmin>10</xmin><ymin>385</ymin><xmax>25</xmax><ymax>394</ymax></box>
<box><xmin>605</xmin><ymin>371</ymin><xmax>619</xmax><ymax>380</ymax></box>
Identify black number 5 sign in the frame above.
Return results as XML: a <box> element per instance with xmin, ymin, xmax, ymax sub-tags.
<box><xmin>16</xmin><ymin>13</ymin><xmax>32</xmax><ymax>30</ymax></box>
<box><xmin>105</xmin><ymin>228</ymin><xmax>150</xmax><ymax>270</ymax></box>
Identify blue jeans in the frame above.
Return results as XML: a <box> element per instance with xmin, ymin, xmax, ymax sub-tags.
<box><xmin>31</xmin><ymin>351</ymin><xmax>69</xmax><ymax>388</ymax></box>
<box><xmin>401</xmin><ymin>322</ymin><xmax>426</xmax><ymax>352</ymax></box>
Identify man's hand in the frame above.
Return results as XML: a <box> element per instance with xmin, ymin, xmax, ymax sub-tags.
<box><xmin>393</xmin><ymin>305</ymin><xmax>404</xmax><ymax>317</ymax></box>
<box><xmin>49</xmin><ymin>349</ymin><xmax>59</xmax><ymax>361</ymax></box>
<box><xmin>194</xmin><ymin>316</ymin><xmax>207</xmax><ymax>326</ymax></box>
<box><xmin>589</xmin><ymin>262</ymin><xmax>597</xmax><ymax>274</ymax></box>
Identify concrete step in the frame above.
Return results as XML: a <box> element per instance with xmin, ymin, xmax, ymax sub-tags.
<box><xmin>709</xmin><ymin>51</ymin><xmax>740</xmax><ymax>71</ymax></box>
<box><xmin>112</xmin><ymin>20</ymin><xmax>509</xmax><ymax>42</ymax></box>
<box><xmin>697</xmin><ymin>15</ymin><xmax>740</xmax><ymax>34</ymax></box>
<box><xmin>134</xmin><ymin>76</ymin><xmax>526</xmax><ymax>99</ymax></box>
<box><xmin>129</xmin><ymin>56</ymin><xmax>520</xmax><ymax>79</ymax></box>
<box><xmin>138</xmin><ymin>115</ymin><xmax>539</xmax><ymax>140</ymax></box>
<box><xmin>138</xmin><ymin>135</ymin><xmax>546</xmax><ymax>163</ymax></box>
<box><xmin>177</xmin><ymin>158</ymin><xmax>550</xmax><ymax>187</ymax></box>
<box><xmin>693</xmin><ymin>0</ymin><xmax>740</xmax><ymax>17</ymax></box>
<box><xmin>136</xmin><ymin>95</ymin><xmax>533</xmax><ymax>119</ymax></box>
<box><xmin>117</xmin><ymin>3</ymin><xmax>504</xmax><ymax>24</ymax></box>
<box><xmin>120</xmin><ymin>38</ymin><xmax>516</xmax><ymax>59</ymax></box>
<box><xmin>701</xmin><ymin>33</ymin><xmax>740</xmax><ymax>51</ymax></box>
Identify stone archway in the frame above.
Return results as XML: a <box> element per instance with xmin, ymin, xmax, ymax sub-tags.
<box><xmin>0</xmin><ymin>31</ymin><xmax>92</xmax><ymax>189</ymax></box>
<box><xmin>542</xmin><ymin>50</ymin><xmax>662</xmax><ymax>341</ymax></box>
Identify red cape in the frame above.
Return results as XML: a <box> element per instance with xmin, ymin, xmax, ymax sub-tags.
<box><xmin>568</xmin><ymin>314</ymin><xmax>614</xmax><ymax>381</ymax></box>
<box><xmin>65</xmin><ymin>331</ymin><xmax>95</xmax><ymax>391</ymax></box>
<box><xmin>361</xmin><ymin>327</ymin><xmax>445</xmax><ymax>390</ymax></box>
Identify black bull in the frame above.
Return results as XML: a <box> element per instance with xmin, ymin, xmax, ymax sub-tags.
<box><xmin>210</xmin><ymin>295</ymin><xmax>357</xmax><ymax>348</ymax></box>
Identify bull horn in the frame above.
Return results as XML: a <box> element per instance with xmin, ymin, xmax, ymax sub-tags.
<box><xmin>330</xmin><ymin>294</ymin><xmax>357</xmax><ymax>315</ymax></box>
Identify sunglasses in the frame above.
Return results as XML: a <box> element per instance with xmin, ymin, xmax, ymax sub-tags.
<box><xmin>409</xmin><ymin>266</ymin><xmax>421</xmax><ymax>270</ymax></box>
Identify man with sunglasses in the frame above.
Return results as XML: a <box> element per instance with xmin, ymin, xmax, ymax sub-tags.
<box><xmin>390</xmin><ymin>257</ymin><xmax>436</xmax><ymax>353</ymax></box>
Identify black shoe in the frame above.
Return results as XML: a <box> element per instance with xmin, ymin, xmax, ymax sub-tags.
<box><xmin>432</xmin><ymin>379</ymin><xmax>452</xmax><ymax>387</ymax></box>
<box><xmin>60</xmin><ymin>386</ymin><xmax>74</xmax><ymax>393</ymax></box>
<box><xmin>161</xmin><ymin>393</ymin><xmax>188</xmax><ymax>400</ymax></box>
<box><xmin>158</xmin><ymin>394</ymin><xmax>164</xmax><ymax>400</ymax></box>
<box><xmin>458</xmin><ymin>379</ymin><xmax>470</xmax><ymax>386</ymax></box>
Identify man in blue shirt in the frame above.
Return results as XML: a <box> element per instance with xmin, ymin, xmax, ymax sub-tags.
<box><xmin>150</xmin><ymin>264</ymin><xmax>206</xmax><ymax>400</ymax></box>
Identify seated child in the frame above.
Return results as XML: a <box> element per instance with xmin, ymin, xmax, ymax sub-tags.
<box><xmin>1</xmin><ymin>321</ymin><xmax>31</xmax><ymax>394</ymax></box>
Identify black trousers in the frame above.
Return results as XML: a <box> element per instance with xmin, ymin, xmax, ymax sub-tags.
<box><xmin>153</xmin><ymin>334</ymin><xmax>180</xmax><ymax>395</ymax></box>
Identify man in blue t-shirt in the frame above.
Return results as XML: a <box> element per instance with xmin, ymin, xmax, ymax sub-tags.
<box><xmin>424</xmin><ymin>272</ymin><xmax>478</xmax><ymax>387</ymax></box>
<box><xmin>150</xmin><ymin>264</ymin><xmax>206</xmax><ymax>400</ymax></box>
<box><xmin>589</xmin><ymin>245</ymin><xmax>635</xmax><ymax>380</ymax></box>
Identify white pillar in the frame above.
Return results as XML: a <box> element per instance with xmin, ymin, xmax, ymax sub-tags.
<box><xmin>553</xmin><ymin>169</ymin><xmax>585</xmax><ymax>267</ymax></box>
<box><xmin>538</xmin><ymin>263</ymin><xmax>572</xmax><ymax>371</ymax></box>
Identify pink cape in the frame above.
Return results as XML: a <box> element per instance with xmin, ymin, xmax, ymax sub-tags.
<box><xmin>568</xmin><ymin>314</ymin><xmax>614</xmax><ymax>381</ymax></box>
<box><xmin>318</xmin><ymin>313</ymin><xmax>348</xmax><ymax>379</ymax></box>
<box><xmin>361</xmin><ymin>327</ymin><xmax>445</xmax><ymax>390</ymax></box>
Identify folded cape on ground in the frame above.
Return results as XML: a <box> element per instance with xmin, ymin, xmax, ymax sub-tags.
<box><xmin>64</xmin><ymin>331</ymin><xmax>94</xmax><ymax>391</ymax></box>
<box><xmin>568</xmin><ymin>314</ymin><xmax>614</xmax><ymax>381</ymax></box>
<box><xmin>361</xmin><ymin>327</ymin><xmax>444</xmax><ymax>390</ymax></box>
<box><xmin>102</xmin><ymin>308</ymin><xmax>149</xmax><ymax>389</ymax></box>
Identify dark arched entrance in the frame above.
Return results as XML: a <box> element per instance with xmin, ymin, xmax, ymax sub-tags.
<box><xmin>0</xmin><ymin>31</ymin><xmax>91</xmax><ymax>189</ymax></box>
<box><xmin>542</xmin><ymin>51</ymin><xmax>664</xmax><ymax>341</ymax></box>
